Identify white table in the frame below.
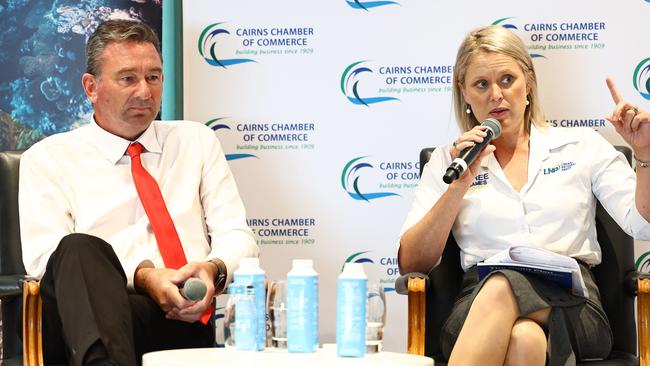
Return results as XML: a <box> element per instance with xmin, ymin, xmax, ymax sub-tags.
<box><xmin>142</xmin><ymin>346</ymin><xmax>434</xmax><ymax>366</ymax></box>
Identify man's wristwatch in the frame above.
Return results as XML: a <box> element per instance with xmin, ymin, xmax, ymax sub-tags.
<box><xmin>210</xmin><ymin>259</ymin><xmax>228</xmax><ymax>294</ymax></box>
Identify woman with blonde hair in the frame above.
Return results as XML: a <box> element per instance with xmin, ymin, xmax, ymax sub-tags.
<box><xmin>398</xmin><ymin>25</ymin><xmax>650</xmax><ymax>365</ymax></box>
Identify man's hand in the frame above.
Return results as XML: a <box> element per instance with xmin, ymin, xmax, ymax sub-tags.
<box><xmin>135</xmin><ymin>261</ymin><xmax>217</xmax><ymax>323</ymax></box>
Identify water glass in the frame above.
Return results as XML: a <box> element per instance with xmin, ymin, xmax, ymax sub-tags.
<box><xmin>365</xmin><ymin>283</ymin><xmax>386</xmax><ymax>353</ymax></box>
<box><xmin>223</xmin><ymin>285</ymin><xmax>239</xmax><ymax>347</ymax></box>
<box><xmin>234</xmin><ymin>286</ymin><xmax>258</xmax><ymax>351</ymax></box>
<box><xmin>268</xmin><ymin>280</ymin><xmax>288</xmax><ymax>348</ymax></box>
<box><xmin>224</xmin><ymin>283</ymin><xmax>251</xmax><ymax>348</ymax></box>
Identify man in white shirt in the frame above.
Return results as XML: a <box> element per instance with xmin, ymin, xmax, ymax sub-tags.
<box><xmin>18</xmin><ymin>19</ymin><xmax>258</xmax><ymax>366</ymax></box>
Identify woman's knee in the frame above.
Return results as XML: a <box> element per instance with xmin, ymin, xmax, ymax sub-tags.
<box><xmin>475</xmin><ymin>274</ymin><xmax>516</xmax><ymax>306</ymax></box>
<box><xmin>505</xmin><ymin>319</ymin><xmax>547</xmax><ymax>366</ymax></box>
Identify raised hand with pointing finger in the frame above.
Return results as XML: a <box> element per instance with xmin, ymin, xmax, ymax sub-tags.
<box><xmin>605</xmin><ymin>77</ymin><xmax>650</xmax><ymax>160</ymax></box>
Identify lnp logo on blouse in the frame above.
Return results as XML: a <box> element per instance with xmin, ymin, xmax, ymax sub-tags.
<box><xmin>543</xmin><ymin>161</ymin><xmax>576</xmax><ymax>175</ymax></box>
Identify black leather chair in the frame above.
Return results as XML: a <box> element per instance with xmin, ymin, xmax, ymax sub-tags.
<box><xmin>396</xmin><ymin>146</ymin><xmax>650</xmax><ymax>366</ymax></box>
<box><xmin>0</xmin><ymin>150</ymin><xmax>43</xmax><ymax>366</ymax></box>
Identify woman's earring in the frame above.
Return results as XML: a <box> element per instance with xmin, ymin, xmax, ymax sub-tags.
<box><xmin>465</xmin><ymin>105</ymin><xmax>471</xmax><ymax>114</ymax></box>
<box><xmin>525</xmin><ymin>99</ymin><xmax>530</xmax><ymax>106</ymax></box>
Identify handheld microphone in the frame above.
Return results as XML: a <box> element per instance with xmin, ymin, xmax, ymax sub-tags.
<box><xmin>443</xmin><ymin>118</ymin><xmax>501</xmax><ymax>184</ymax></box>
<box><xmin>180</xmin><ymin>277</ymin><xmax>207</xmax><ymax>301</ymax></box>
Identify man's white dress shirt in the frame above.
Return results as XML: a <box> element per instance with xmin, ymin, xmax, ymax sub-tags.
<box><xmin>400</xmin><ymin>125</ymin><xmax>650</xmax><ymax>271</ymax></box>
<box><xmin>19</xmin><ymin>119</ymin><xmax>258</xmax><ymax>288</ymax></box>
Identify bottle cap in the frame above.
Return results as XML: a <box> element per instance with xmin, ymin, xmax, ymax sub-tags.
<box><xmin>239</xmin><ymin>257</ymin><xmax>260</xmax><ymax>268</ymax></box>
<box><xmin>342</xmin><ymin>262</ymin><xmax>365</xmax><ymax>276</ymax></box>
<box><xmin>292</xmin><ymin>259</ymin><xmax>313</xmax><ymax>269</ymax></box>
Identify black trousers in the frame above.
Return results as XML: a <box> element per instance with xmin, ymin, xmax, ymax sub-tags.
<box><xmin>39</xmin><ymin>233</ymin><xmax>214</xmax><ymax>366</ymax></box>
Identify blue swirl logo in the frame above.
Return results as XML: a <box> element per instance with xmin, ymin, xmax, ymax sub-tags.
<box><xmin>492</xmin><ymin>17</ymin><xmax>519</xmax><ymax>30</ymax></box>
<box><xmin>198</xmin><ymin>22</ymin><xmax>256</xmax><ymax>68</ymax></box>
<box><xmin>341</xmin><ymin>61</ymin><xmax>399</xmax><ymax>106</ymax></box>
<box><xmin>636</xmin><ymin>251</ymin><xmax>650</xmax><ymax>272</ymax></box>
<box><xmin>346</xmin><ymin>0</ymin><xmax>399</xmax><ymax>10</ymax></box>
<box><xmin>341</xmin><ymin>156</ymin><xmax>400</xmax><ymax>201</ymax></box>
<box><xmin>633</xmin><ymin>58</ymin><xmax>650</xmax><ymax>100</ymax></box>
<box><xmin>345</xmin><ymin>251</ymin><xmax>375</xmax><ymax>265</ymax></box>
<box><xmin>205</xmin><ymin>118</ymin><xmax>257</xmax><ymax>160</ymax></box>
<box><xmin>341</xmin><ymin>250</ymin><xmax>375</xmax><ymax>272</ymax></box>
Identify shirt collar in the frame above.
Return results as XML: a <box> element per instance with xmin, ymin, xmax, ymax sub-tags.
<box><xmin>476</xmin><ymin>123</ymin><xmax>580</xmax><ymax>190</ymax></box>
<box><xmin>86</xmin><ymin>117</ymin><xmax>162</xmax><ymax>165</ymax></box>
<box><xmin>478</xmin><ymin>123</ymin><xmax>580</xmax><ymax>168</ymax></box>
<box><xmin>529</xmin><ymin>123</ymin><xmax>580</xmax><ymax>163</ymax></box>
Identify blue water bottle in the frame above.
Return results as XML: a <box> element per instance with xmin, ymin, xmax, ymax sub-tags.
<box><xmin>336</xmin><ymin>262</ymin><xmax>367</xmax><ymax>357</ymax></box>
<box><xmin>287</xmin><ymin>259</ymin><xmax>319</xmax><ymax>352</ymax></box>
<box><xmin>233</xmin><ymin>258</ymin><xmax>266</xmax><ymax>351</ymax></box>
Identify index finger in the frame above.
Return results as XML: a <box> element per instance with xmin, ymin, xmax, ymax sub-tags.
<box><xmin>606</xmin><ymin>77</ymin><xmax>622</xmax><ymax>104</ymax></box>
<box><xmin>170</xmin><ymin>263</ymin><xmax>201</xmax><ymax>284</ymax></box>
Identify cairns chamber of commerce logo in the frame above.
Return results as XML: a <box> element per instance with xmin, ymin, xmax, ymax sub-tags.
<box><xmin>341</xmin><ymin>156</ymin><xmax>400</xmax><ymax>201</ymax></box>
<box><xmin>205</xmin><ymin>118</ymin><xmax>257</xmax><ymax>161</ymax></box>
<box><xmin>341</xmin><ymin>61</ymin><xmax>400</xmax><ymax>106</ymax></box>
<box><xmin>633</xmin><ymin>58</ymin><xmax>650</xmax><ymax>100</ymax></box>
<box><xmin>346</xmin><ymin>0</ymin><xmax>399</xmax><ymax>10</ymax></box>
<box><xmin>198</xmin><ymin>22</ymin><xmax>256</xmax><ymax>68</ymax></box>
<box><xmin>491</xmin><ymin>16</ymin><xmax>607</xmax><ymax>56</ymax></box>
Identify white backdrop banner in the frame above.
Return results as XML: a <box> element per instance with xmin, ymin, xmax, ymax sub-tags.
<box><xmin>182</xmin><ymin>0</ymin><xmax>650</xmax><ymax>352</ymax></box>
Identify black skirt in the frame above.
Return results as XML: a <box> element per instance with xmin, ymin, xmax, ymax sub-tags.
<box><xmin>440</xmin><ymin>263</ymin><xmax>613</xmax><ymax>366</ymax></box>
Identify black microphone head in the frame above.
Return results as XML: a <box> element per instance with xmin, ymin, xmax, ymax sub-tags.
<box><xmin>183</xmin><ymin>277</ymin><xmax>207</xmax><ymax>301</ymax></box>
<box><xmin>481</xmin><ymin>118</ymin><xmax>502</xmax><ymax>139</ymax></box>
<box><xmin>443</xmin><ymin>167</ymin><xmax>459</xmax><ymax>184</ymax></box>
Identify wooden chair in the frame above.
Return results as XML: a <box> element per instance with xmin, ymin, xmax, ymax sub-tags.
<box><xmin>396</xmin><ymin>146</ymin><xmax>650</xmax><ymax>366</ymax></box>
<box><xmin>0</xmin><ymin>150</ymin><xmax>43</xmax><ymax>366</ymax></box>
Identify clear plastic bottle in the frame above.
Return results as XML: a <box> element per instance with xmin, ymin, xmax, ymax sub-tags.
<box><xmin>336</xmin><ymin>262</ymin><xmax>367</xmax><ymax>357</ymax></box>
<box><xmin>235</xmin><ymin>285</ymin><xmax>257</xmax><ymax>351</ymax></box>
<box><xmin>233</xmin><ymin>257</ymin><xmax>266</xmax><ymax>351</ymax></box>
<box><xmin>287</xmin><ymin>259</ymin><xmax>319</xmax><ymax>352</ymax></box>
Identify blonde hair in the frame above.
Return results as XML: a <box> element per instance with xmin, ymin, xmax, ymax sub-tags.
<box><xmin>452</xmin><ymin>25</ymin><xmax>546</xmax><ymax>133</ymax></box>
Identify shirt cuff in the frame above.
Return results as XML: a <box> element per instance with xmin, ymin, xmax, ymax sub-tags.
<box><xmin>629</xmin><ymin>205</ymin><xmax>650</xmax><ymax>240</ymax></box>
<box><xmin>122</xmin><ymin>255</ymin><xmax>152</xmax><ymax>291</ymax></box>
<box><xmin>209</xmin><ymin>232</ymin><xmax>259</xmax><ymax>287</ymax></box>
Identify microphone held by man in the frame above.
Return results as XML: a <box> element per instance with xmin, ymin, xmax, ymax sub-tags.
<box><xmin>443</xmin><ymin>118</ymin><xmax>502</xmax><ymax>184</ymax></box>
<box><xmin>180</xmin><ymin>277</ymin><xmax>208</xmax><ymax>302</ymax></box>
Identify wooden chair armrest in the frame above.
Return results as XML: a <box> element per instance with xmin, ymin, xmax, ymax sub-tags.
<box><xmin>638</xmin><ymin>278</ymin><xmax>650</xmax><ymax>366</ymax></box>
<box><xmin>22</xmin><ymin>279</ymin><xmax>43</xmax><ymax>366</ymax></box>
<box><xmin>407</xmin><ymin>276</ymin><xmax>427</xmax><ymax>356</ymax></box>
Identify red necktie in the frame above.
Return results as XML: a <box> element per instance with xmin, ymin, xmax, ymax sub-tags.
<box><xmin>127</xmin><ymin>142</ymin><xmax>212</xmax><ymax>324</ymax></box>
